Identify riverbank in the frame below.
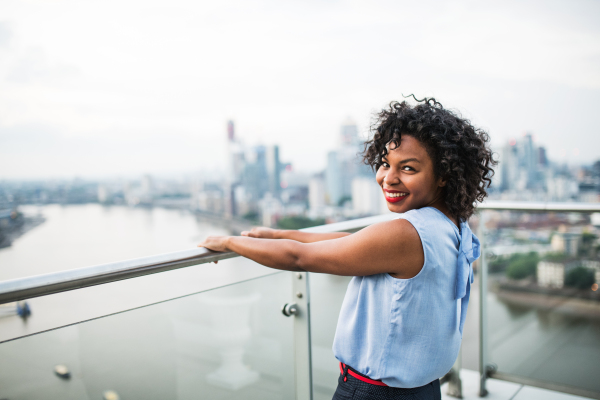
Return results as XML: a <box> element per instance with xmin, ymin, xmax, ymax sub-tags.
<box><xmin>0</xmin><ymin>214</ymin><xmax>46</xmax><ymax>248</ymax></box>
<box><xmin>193</xmin><ymin>210</ymin><xmax>255</xmax><ymax>235</ymax></box>
<box><xmin>497</xmin><ymin>280</ymin><xmax>600</xmax><ymax>301</ymax></box>
<box><xmin>494</xmin><ymin>280</ymin><xmax>600</xmax><ymax>319</ymax></box>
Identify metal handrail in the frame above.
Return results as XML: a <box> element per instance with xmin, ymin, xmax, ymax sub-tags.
<box><xmin>477</xmin><ymin>200</ymin><xmax>600</xmax><ymax>212</ymax></box>
<box><xmin>1</xmin><ymin>201</ymin><xmax>598</xmax><ymax>305</ymax></box>
<box><xmin>0</xmin><ymin>248</ymin><xmax>236</xmax><ymax>304</ymax></box>
<box><xmin>0</xmin><ymin>213</ymin><xmax>397</xmax><ymax>305</ymax></box>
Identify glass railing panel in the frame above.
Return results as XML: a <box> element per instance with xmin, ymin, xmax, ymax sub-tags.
<box><xmin>0</xmin><ymin>255</ymin><xmax>278</xmax><ymax>343</ymax></box>
<box><xmin>308</xmin><ymin>272</ymin><xmax>352</xmax><ymax>400</ymax></box>
<box><xmin>482</xmin><ymin>210</ymin><xmax>600</xmax><ymax>395</ymax></box>
<box><xmin>0</xmin><ymin>271</ymin><xmax>296</xmax><ymax>400</ymax></box>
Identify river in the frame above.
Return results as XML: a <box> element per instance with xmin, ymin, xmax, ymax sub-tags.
<box><xmin>0</xmin><ymin>204</ymin><xmax>229</xmax><ymax>281</ymax></box>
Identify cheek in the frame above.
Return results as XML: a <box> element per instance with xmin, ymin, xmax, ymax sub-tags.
<box><xmin>412</xmin><ymin>175</ymin><xmax>438</xmax><ymax>198</ymax></box>
<box><xmin>403</xmin><ymin>175</ymin><xmax>425</xmax><ymax>196</ymax></box>
<box><xmin>375</xmin><ymin>169</ymin><xmax>385</xmax><ymax>186</ymax></box>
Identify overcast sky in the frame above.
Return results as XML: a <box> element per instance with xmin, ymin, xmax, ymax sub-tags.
<box><xmin>1</xmin><ymin>0</ymin><xmax>599</xmax><ymax>180</ymax></box>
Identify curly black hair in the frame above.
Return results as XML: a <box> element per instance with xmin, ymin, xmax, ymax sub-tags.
<box><xmin>362</xmin><ymin>96</ymin><xmax>496</xmax><ymax>221</ymax></box>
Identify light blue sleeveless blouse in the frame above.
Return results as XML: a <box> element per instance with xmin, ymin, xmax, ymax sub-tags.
<box><xmin>332</xmin><ymin>207</ymin><xmax>480</xmax><ymax>388</ymax></box>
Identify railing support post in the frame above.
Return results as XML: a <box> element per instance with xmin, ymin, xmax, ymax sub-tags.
<box><xmin>445</xmin><ymin>345</ymin><xmax>463</xmax><ymax>398</ymax></box>
<box><xmin>478</xmin><ymin>212</ymin><xmax>489</xmax><ymax>397</ymax></box>
<box><xmin>292</xmin><ymin>272</ymin><xmax>313</xmax><ymax>400</ymax></box>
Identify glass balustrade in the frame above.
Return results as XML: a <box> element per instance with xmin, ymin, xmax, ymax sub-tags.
<box><xmin>2</xmin><ymin>206</ymin><xmax>599</xmax><ymax>400</ymax></box>
<box><xmin>0</xmin><ymin>269</ymin><xmax>296</xmax><ymax>400</ymax></box>
<box><xmin>308</xmin><ymin>273</ymin><xmax>352</xmax><ymax>400</ymax></box>
<box><xmin>481</xmin><ymin>209</ymin><xmax>600</xmax><ymax>396</ymax></box>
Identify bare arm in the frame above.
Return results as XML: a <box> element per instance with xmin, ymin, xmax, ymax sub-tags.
<box><xmin>241</xmin><ymin>227</ymin><xmax>350</xmax><ymax>243</ymax></box>
<box><xmin>203</xmin><ymin>219</ymin><xmax>423</xmax><ymax>278</ymax></box>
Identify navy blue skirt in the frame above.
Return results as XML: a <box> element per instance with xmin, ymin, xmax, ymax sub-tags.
<box><xmin>332</xmin><ymin>365</ymin><xmax>441</xmax><ymax>400</ymax></box>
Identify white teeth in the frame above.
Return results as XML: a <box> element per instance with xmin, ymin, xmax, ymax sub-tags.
<box><xmin>387</xmin><ymin>192</ymin><xmax>407</xmax><ymax>198</ymax></box>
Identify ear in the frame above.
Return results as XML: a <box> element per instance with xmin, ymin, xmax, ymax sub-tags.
<box><xmin>438</xmin><ymin>176</ymin><xmax>447</xmax><ymax>188</ymax></box>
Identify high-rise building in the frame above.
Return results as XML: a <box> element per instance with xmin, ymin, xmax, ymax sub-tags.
<box><xmin>223</xmin><ymin>120</ymin><xmax>288</xmax><ymax>216</ymax></box>
<box><xmin>500</xmin><ymin>134</ymin><xmax>547</xmax><ymax>192</ymax></box>
<box><xmin>226</xmin><ymin>120</ymin><xmax>245</xmax><ymax>184</ymax></box>
<box><xmin>227</xmin><ymin>120</ymin><xmax>235</xmax><ymax>142</ymax></box>
<box><xmin>326</xmin><ymin>151</ymin><xmax>342</xmax><ymax>205</ymax></box>
<box><xmin>340</xmin><ymin>119</ymin><xmax>359</xmax><ymax>145</ymax></box>
<box><xmin>141</xmin><ymin>175</ymin><xmax>153</xmax><ymax>196</ymax></box>
<box><xmin>242</xmin><ymin>145</ymin><xmax>268</xmax><ymax>202</ymax></box>
<box><xmin>352</xmin><ymin>177</ymin><xmax>385</xmax><ymax>216</ymax></box>
<box><xmin>537</xmin><ymin>147</ymin><xmax>548</xmax><ymax>166</ymax></box>
<box><xmin>309</xmin><ymin>173</ymin><xmax>326</xmax><ymax>212</ymax></box>
<box><xmin>266</xmin><ymin>145</ymin><xmax>282</xmax><ymax>199</ymax></box>
<box><xmin>225</xmin><ymin>120</ymin><xmax>244</xmax><ymax>217</ymax></box>
<box><xmin>326</xmin><ymin>120</ymin><xmax>373</xmax><ymax>206</ymax></box>
<box><xmin>520</xmin><ymin>133</ymin><xmax>537</xmax><ymax>188</ymax></box>
<box><xmin>97</xmin><ymin>184</ymin><xmax>109</xmax><ymax>204</ymax></box>
<box><xmin>500</xmin><ymin>139</ymin><xmax>519</xmax><ymax>192</ymax></box>
<box><xmin>242</xmin><ymin>144</ymin><xmax>285</xmax><ymax>202</ymax></box>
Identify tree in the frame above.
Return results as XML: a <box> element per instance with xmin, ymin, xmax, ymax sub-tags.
<box><xmin>242</xmin><ymin>210</ymin><xmax>260</xmax><ymax>222</ymax></box>
<box><xmin>580</xmin><ymin>232</ymin><xmax>598</xmax><ymax>257</ymax></box>
<box><xmin>277</xmin><ymin>216</ymin><xmax>326</xmax><ymax>230</ymax></box>
<box><xmin>542</xmin><ymin>252</ymin><xmax>569</xmax><ymax>263</ymax></box>
<box><xmin>505</xmin><ymin>252</ymin><xmax>539</xmax><ymax>280</ymax></box>
<box><xmin>592</xmin><ymin>160</ymin><xmax>600</xmax><ymax>178</ymax></box>
<box><xmin>564</xmin><ymin>266</ymin><xmax>595</xmax><ymax>289</ymax></box>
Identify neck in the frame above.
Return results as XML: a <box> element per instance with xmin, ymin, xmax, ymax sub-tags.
<box><xmin>424</xmin><ymin>191</ymin><xmax>458</xmax><ymax>227</ymax></box>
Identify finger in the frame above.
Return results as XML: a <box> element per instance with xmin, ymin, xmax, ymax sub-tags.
<box><xmin>241</xmin><ymin>231</ymin><xmax>248</xmax><ymax>236</ymax></box>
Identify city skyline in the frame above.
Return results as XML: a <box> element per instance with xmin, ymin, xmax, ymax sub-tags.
<box><xmin>1</xmin><ymin>119</ymin><xmax>597</xmax><ymax>182</ymax></box>
<box><xmin>3</xmin><ymin>117</ymin><xmax>598</xmax><ymax>222</ymax></box>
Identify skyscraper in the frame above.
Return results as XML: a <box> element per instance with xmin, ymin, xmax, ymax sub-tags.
<box><xmin>340</xmin><ymin>119</ymin><xmax>359</xmax><ymax>145</ymax></box>
<box><xmin>500</xmin><ymin>134</ymin><xmax>548</xmax><ymax>192</ymax></box>
<box><xmin>326</xmin><ymin>120</ymin><xmax>372</xmax><ymax>206</ymax></box>
<box><xmin>225</xmin><ymin>120</ymin><xmax>244</xmax><ymax>217</ymax></box>
<box><xmin>266</xmin><ymin>145</ymin><xmax>282</xmax><ymax>199</ymax></box>
<box><xmin>243</xmin><ymin>145</ymin><xmax>269</xmax><ymax>202</ymax></box>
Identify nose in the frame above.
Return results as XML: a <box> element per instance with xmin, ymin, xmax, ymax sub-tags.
<box><xmin>383</xmin><ymin>168</ymin><xmax>400</xmax><ymax>187</ymax></box>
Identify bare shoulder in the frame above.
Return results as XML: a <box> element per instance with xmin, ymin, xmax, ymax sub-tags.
<box><xmin>379</xmin><ymin>218</ymin><xmax>420</xmax><ymax>239</ymax></box>
<box><xmin>353</xmin><ymin>218</ymin><xmax>424</xmax><ymax>279</ymax></box>
<box><xmin>359</xmin><ymin>218</ymin><xmax>421</xmax><ymax>246</ymax></box>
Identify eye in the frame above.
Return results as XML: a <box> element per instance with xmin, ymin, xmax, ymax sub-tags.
<box><xmin>402</xmin><ymin>166</ymin><xmax>415</xmax><ymax>171</ymax></box>
<box><xmin>381</xmin><ymin>161</ymin><xmax>390</xmax><ymax>168</ymax></box>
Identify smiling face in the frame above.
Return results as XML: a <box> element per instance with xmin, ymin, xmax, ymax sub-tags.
<box><xmin>375</xmin><ymin>135</ymin><xmax>447</xmax><ymax>215</ymax></box>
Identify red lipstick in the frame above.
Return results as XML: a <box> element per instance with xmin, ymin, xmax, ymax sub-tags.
<box><xmin>383</xmin><ymin>189</ymin><xmax>409</xmax><ymax>203</ymax></box>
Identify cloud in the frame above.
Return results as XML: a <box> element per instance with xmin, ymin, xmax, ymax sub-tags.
<box><xmin>0</xmin><ymin>122</ymin><xmax>229</xmax><ymax>179</ymax></box>
<box><xmin>0</xmin><ymin>21</ymin><xmax>11</xmax><ymax>47</ymax></box>
<box><xmin>0</xmin><ymin>0</ymin><xmax>599</xmax><ymax>179</ymax></box>
<box><xmin>5</xmin><ymin>47</ymin><xmax>79</xmax><ymax>84</ymax></box>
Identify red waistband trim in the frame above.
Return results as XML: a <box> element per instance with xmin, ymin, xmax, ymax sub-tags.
<box><xmin>339</xmin><ymin>362</ymin><xmax>388</xmax><ymax>387</ymax></box>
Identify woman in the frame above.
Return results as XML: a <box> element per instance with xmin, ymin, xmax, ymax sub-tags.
<box><xmin>199</xmin><ymin>97</ymin><xmax>495</xmax><ymax>399</ymax></box>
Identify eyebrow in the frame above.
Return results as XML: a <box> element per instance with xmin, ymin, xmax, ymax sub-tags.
<box><xmin>397</xmin><ymin>158</ymin><xmax>421</xmax><ymax>164</ymax></box>
<box><xmin>381</xmin><ymin>156</ymin><xmax>421</xmax><ymax>164</ymax></box>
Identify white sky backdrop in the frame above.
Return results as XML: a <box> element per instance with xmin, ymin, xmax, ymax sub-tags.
<box><xmin>1</xmin><ymin>0</ymin><xmax>599</xmax><ymax>179</ymax></box>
